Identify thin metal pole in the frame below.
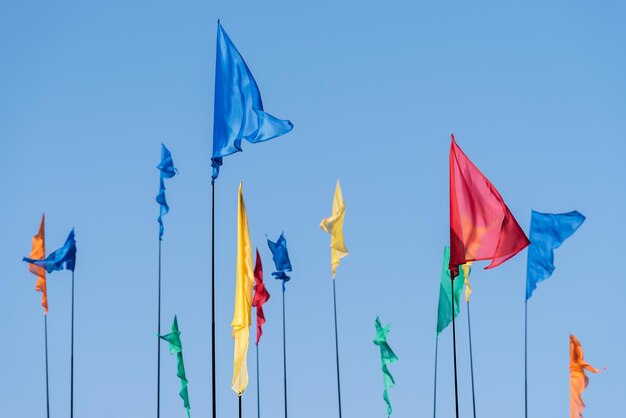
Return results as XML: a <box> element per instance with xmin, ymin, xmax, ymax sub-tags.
<box><xmin>524</xmin><ymin>300</ymin><xmax>528</xmax><ymax>418</ymax></box>
<box><xmin>239</xmin><ymin>394</ymin><xmax>242</xmax><ymax>418</ymax></box>
<box><xmin>211</xmin><ymin>182</ymin><xmax>217</xmax><ymax>418</ymax></box>
<box><xmin>256</xmin><ymin>344</ymin><xmax>260</xmax><ymax>418</ymax></box>
<box><xmin>44</xmin><ymin>315</ymin><xmax>50</xmax><ymax>418</ymax></box>
<box><xmin>332</xmin><ymin>279</ymin><xmax>343</xmax><ymax>418</ymax></box>
<box><xmin>467</xmin><ymin>301</ymin><xmax>476</xmax><ymax>418</ymax></box>
<box><xmin>157</xmin><ymin>239</ymin><xmax>162</xmax><ymax>418</ymax></box>
<box><xmin>282</xmin><ymin>289</ymin><xmax>288</xmax><ymax>418</ymax></box>
<box><xmin>451</xmin><ymin>276</ymin><xmax>459</xmax><ymax>418</ymax></box>
<box><xmin>433</xmin><ymin>336</ymin><xmax>438</xmax><ymax>418</ymax></box>
<box><xmin>70</xmin><ymin>270</ymin><xmax>75</xmax><ymax>418</ymax></box>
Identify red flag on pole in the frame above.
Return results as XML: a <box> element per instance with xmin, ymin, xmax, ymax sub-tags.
<box><xmin>449</xmin><ymin>135</ymin><xmax>529</xmax><ymax>277</ymax></box>
<box><xmin>252</xmin><ymin>249</ymin><xmax>270</xmax><ymax>345</ymax></box>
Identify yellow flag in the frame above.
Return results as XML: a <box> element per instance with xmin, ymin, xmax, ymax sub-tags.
<box><xmin>462</xmin><ymin>262</ymin><xmax>473</xmax><ymax>303</ymax></box>
<box><xmin>28</xmin><ymin>214</ymin><xmax>47</xmax><ymax>314</ymax></box>
<box><xmin>570</xmin><ymin>334</ymin><xmax>603</xmax><ymax>418</ymax></box>
<box><xmin>231</xmin><ymin>183</ymin><xmax>254</xmax><ymax>395</ymax></box>
<box><xmin>320</xmin><ymin>180</ymin><xmax>349</xmax><ymax>278</ymax></box>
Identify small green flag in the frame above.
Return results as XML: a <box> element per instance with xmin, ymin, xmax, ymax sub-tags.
<box><xmin>436</xmin><ymin>246</ymin><xmax>467</xmax><ymax>335</ymax></box>
<box><xmin>373</xmin><ymin>316</ymin><xmax>398</xmax><ymax>417</ymax></box>
<box><xmin>159</xmin><ymin>316</ymin><xmax>191</xmax><ymax>417</ymax></box>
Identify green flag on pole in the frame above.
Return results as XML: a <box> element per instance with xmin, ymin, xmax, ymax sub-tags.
<box><xmin>373</xmin><ymin>316</ymin><xmax>398</xmax><ymax>417</ymax></box>
<box><xmin>436</xmin><ymin>246</ymin><xmax>467</xmax><ymax>335</ymax></box>
<box><xmin>159</xmin><ymin>316</ymin><xmax>191</xmax><ymax>417</ymax></box>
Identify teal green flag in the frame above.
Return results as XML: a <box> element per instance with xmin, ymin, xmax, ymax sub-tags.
<box><xmin>159</xmin><ymin>316</ymin><xmax>191</xmax><ymax>417</ymax></box>
<box><xmin>373</xmin><ymin>316</ymin><xmax>398</xmax><ymax>417</ymax></box>
<box><xmin>436</xmin><ymin>246</ymin><xmax>466</xmax><ymax>335</ymax></box>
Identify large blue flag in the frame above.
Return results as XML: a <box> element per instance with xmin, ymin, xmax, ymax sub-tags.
<box><xmin>24</xmin><ymin>228</ymin><xmax>77</xmax><ymax>273</ymax></box>
<box><xmin>157</xmin><ymin>143</ymin><xmax>177</xmax><ymax>240</ymax></box>
<box><xmin>211</xmin><ymin>21</ymin><xmax>293</xmax><ymax>183</ymax></box>
<box><xmin>267</xmin><ymin>233</ymin><xmax>292</xmax><ymax>291</ymax></box>
<box><xmin>526</xmin><ymin>210</ymin><xmax>585</xmax><ymax>300</ymax></box>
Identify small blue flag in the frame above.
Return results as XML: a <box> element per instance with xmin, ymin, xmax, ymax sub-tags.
<box><xmin>211</xmin><ymin>21</ymin><xmax>293</xmax><ymax>183</ymax></box>
<box><xmin>24</xmin><ymin>228</ymin><xmax>77</xmax><ymax>273</ymax></box>
<box><xmin>526</xmin><ymin>210</ymin><xmax>585</xmax><ymax>300</ymax></box>
<box><xmin>267</xmin><ymin>233</ymin><xmax>292</xmax><ymax>291</ymax></box>
<box><xmin>157</xmin><ymin>143</ymin><xmax>177</xmax><ymax>240</ymax></box>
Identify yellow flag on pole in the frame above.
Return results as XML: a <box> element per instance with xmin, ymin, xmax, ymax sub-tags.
<box><xmin>570</xmin><ymin>334</ymin><xmax>603</xmax><ymax>418</ymax></box>
<box><xmin>28</xmin><ymin>214</ymin><xmax>47</xmax><ymax>314</ymax></box>
<box><xmin>231</xmin><ymin>183</ymin><xmax>254</xmax><ymax>395</ymax></box>
<box><xmin>462</xmin><ymin>262</ymin><xmax>473</xmax><ymax>303</ymax></box>
<box><xmin>320</xmin><ymin>180</ymin><xmax>349</xmax><ymax>278</ymax></box>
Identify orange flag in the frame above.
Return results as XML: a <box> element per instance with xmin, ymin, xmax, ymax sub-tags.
<box><xmin>28</xmin><ymin>214</ymin><xmax>47</xmax><ymax>314</ymax></box>
<box><xmin>570</xmin><ymin>334</ymin><xmax>603</xmax><ymax>418</ymax></box>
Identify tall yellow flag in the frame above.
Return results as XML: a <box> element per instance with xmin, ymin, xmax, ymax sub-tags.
<box><xmin>320</xmin><ymin>180</ymin><xmax>348</xmax><ymax>278</ymax></box>
<box><xmin>462</xmin><ymin>262</ymin><xmax>473</xmax><ymax>303</ymax></box>
<box><xmin>570</xmin><ymin>334</ymin><xmax>603</xmax><ymax>418</ymax></box>
<box><xmin>231</xmin><ymin>183</ymin><xmax>254</xmax><ymax>395</ymax></box>
<box><xmin>28</xmin><ymin>214</ymin><xmax>47</xmax><ymax>314</ymax></box>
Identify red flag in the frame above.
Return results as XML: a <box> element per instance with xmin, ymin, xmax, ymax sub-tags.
<box><xmin>251</xmin><ymin>249</ymin><xmax>270</xmax><ymax>345</ymax></box>
<box><xmin>449</xmin><ymin>135</ymin><xmax>529</xmax><ymax>277</ymax></box>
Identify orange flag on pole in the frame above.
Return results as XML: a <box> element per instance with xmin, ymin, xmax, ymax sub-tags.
<box><xmin>570</xmin><ymin>334</ymin><xmax>603</xmax><ymax>418</ymax></box>
<box><xmin>27</xmin><ymin>214</ymin><xmax>47</xmax><ymax>314</ymax></box>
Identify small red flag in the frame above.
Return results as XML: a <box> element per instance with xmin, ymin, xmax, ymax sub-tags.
<box><xmin>252</xmin><ymin>249</ymin><xmax>270</xmax><ymax>345</ymax></box>
<box><xmin>449</xmin><ymin>135</ymin><xmax>529</xmax><ymax>277</ymax></box>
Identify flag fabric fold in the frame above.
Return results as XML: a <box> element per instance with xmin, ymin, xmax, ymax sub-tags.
<box><xmin>25</xmin><ymin>214</ymin><xmax>47</xmax><ymax>314</ymax></box>
<box><xmin>374</xmin><ymin>316</ymin><xmax>398</xmax><ymax>417</ymax></box>
<box><xmin>320</xmin><ymin>181</ymin><xmax>348</xmax><ymax>278</ymax></box>
<box><xmin>436</xmin><ymin>247</ymin><xmax>467</xmax><ymax>335</ymax></box>
<box><xmin>211</xmin><ymin>21</ymin><xmax>293</xmax><ymax>182</ymax></box>
<box><xmin>252</xmin><ymin>249</ymin><xmax>270</xmax><ymax>345</ymax></box>
<box><xmin>157</xmin><ymin>143</ymin><xmax>177</xmax><ymax>240</ymax></box>
<box><xmin>526</xmin><ymin>210</ymin><xmax>585</xmax><ymax>300</ymax></box>
<box><xmin>24</xmin><ymin>228</ymin><xmax>76</xmax><ymax>273</ymax></box>
<box><xmin>570</xmin><ymin>334</ymin><xmax>603</xmax><ymax>418</ymax></box>
<box><xmin>231</xmin><ymin>182</ymin><xmax>254</xmax><ymax>395</ymax></box>
<box><xmin>449</xmin><ymin>135</ymin><xmax>529</xmax><ymax>277</ymax></box>
<box><xmin>267</xmin><ymin>233</ymin><xmax>292</xmax><ymax>291</ymax></box>
<box><xmin>159</xmin><ymin>316</ymin><xmax>191</xmax><ymax>418</ymax></box>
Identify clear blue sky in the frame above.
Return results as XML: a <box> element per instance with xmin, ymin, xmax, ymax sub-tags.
<box><xmin>1</xmin><ymin>1</ymin><xmax>624</xmax><ymax>417</ymax></box>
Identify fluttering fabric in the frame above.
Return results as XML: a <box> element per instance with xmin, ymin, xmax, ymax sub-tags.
<box><xmin>252</xmin><ymin>249</ymin><xmax>270</xmax><ymax>345</ymax></box>
<box><xmin>231</xmin><ymin>182</ymin><xmax>254</xmax><ymax>395</ymax></box>
<box><xmin>373</xmin><ymin>316</ymin><xmax>398</xmax><ymax>417</ymax></box>
<box><xmin>462</xmin><ymin>262</ymin><xmax>473</xmax><ymax>303</ymax></box>
<box><xmin>159</xmin><ymin>316</ymin><xmax>191</xmax><ymax>418</ymax></box>
<box><xmin>320</xmin><ymin>181</ymin><xmax>349</xmax><ymax>278</ymax></box>
<box><xmin>24</xmin><ymin>228</ymin><xmax>76</xmax><ymax>273</ymax></box>
<box><xmin>449</xmin><ymin>135</ymin><xmax>529</xmax><ymax>277</ymax></box>
<box><xmin>570</xmin><ymin>334</ymin><xmax>603</xmax><ymax>418</ymax></box>
<box><xmin>526</xmin><ymin>211</ymin><xmax>585</xmax><ymax>300</ymax></box>
<box><xmin>156</xmin><ymin>143</ymin><xmax>177</xmax><ymax>240</ymax></box>
<box><xmin>211</xmin><ymin>21</ymin><xmax>293</xmax><ymax>183</ymax></box>
<box><xmin>267</xmin><ymin>233</ymin><xmax>292</xmax><ymax>291</ymax></box>
<box><xmin>436</xmin><ymin>247</ymin><xmax>467</xmax><ymax>335</ymax></box>
<box><xmin>25</xmin><ymin>214</ymin><xmax>47</xmax><ymax>314</ymax></box>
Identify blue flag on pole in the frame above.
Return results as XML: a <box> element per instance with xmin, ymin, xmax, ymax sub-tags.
<box><xmin>24</xmin><ymin>228</ymin><xmax>77</xmax><ymax>273</ymax></box>
<box><xmin>157</xmin><ymin>143</ymin><xmax>177</xmax><ymax>240</ymax></box>
<box><xmin>526</xmin><ymin>210</ymin><xmax>585</xmax><ymax>300</ymax></box>
<box><xmin>267</xmin><ymin>233</ymin><xmax>292</xmax><ymax>291</ymax></box>
<box><xmin>211</xmin><ymin>21</ymin><xmax>293</xmax><ymax>183</ymax></box>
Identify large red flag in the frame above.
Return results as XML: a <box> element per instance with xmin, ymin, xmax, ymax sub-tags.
<box><xmin>251</xmin><ymin>249</ymin><xmax>270</xmax><ymax>345</ymax></box>
<box><xmin>449</xmin><ymin>135</ymin><xmax>529</xmax><ymax>277</ymax></box>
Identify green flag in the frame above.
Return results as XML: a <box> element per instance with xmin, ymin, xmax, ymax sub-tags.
<box><xmin>436</xmin><ymin>246</ymin><xmax>466</xmax><ymax>335</ymax></box>
<box><xmin>373</xmin><ymin>316</ymin><xmax>398</xmax><ymax>417</ymax></box>
<box><xmin>159</xmin><ymin>316</ymin><xmax>191</xmax><ymax>417</ymax></box>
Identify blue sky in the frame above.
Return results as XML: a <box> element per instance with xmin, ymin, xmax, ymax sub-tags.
<box><xmin>1</xmin><ymin>1</ymin><xmax>624</xmax><ymax>417</ymax></box>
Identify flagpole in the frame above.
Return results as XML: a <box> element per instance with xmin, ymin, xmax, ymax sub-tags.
<box><xmin>239</xmin><ymin>394</ymin><xmax>242</xmax><ymax>418</ymax></box>
<box><xmin>157</xmin><ymin>239</ymin><xmax>162</xmax><ymax>418</ymax></box>
<box><xmin>433</xmin><ymin>336</ymin><xmax>438</xmax><ymax>418</ymax></box>
<box><xmin>70</xmin><ymin>270</ymin><xmax>75</xmax><ymax>418</ymax></box>
<box><xmin>450</xmin><ymin>276</ymin><xmax>459</xmax><ymax>418</ymax></box>
<box><xmin>282</xmin><ymin>288</ymin><xmax>288</xmax><ymax>418</ymax></box>
<box><xmin>467</xmin><ymin>301</ymin><xmax>476</xmax><ymax>418</ymax></box>
<box><xmin>332</xmin><ymin>278</ymin><xmax>343</xmax><ymax>418</ymax></box>
<box><xmin>211</xmin><ymin>182</ymin><xmax>217</xmax><ymax>418</ymax></box>
<box><xmin>44</xmin><ymin>315</ymin><xmax>50</xmax><ymax>418</ymax></box>
<box><xmin>256</xmin><ymin>343</ymin><xmax>261</xmax><ymax>418</ymax></box>
<box><xmin>524</xmin><ymin>300</ymin><xmax>528</xmax><ymax>418</ymax></box>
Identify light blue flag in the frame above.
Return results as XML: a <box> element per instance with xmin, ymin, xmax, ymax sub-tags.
<box><xmin>157</xmin><ymin>143</ymin><xmax>177</xmax><ymax>240</ymax></box>
<box><xmin>267</xmin><ymin>233</ymin><xmax>292</xmax><ymax>291</ymax></box>
<box><xmin>211</xmin><ymin>21</ymin><xmax>293</xmax><ymax>183</ymax></box>
<box><xmin>24</xmin><ymin>228</ymin><xmax>77</xmax><ymax>273</ymax></box>
<box><xmin>526</xmin><ymin>210</ymin><xmax>585</xmax><ymax>300</ymax></box>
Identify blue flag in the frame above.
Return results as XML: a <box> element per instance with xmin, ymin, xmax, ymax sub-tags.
<box><xmin>526</xmin><ymin>210</ymin><xmax>585</xmax><ymax>300</ymax></box>
<box><xmin>24</xmin><ymin>228</ymin><xmax>77</xmax><ymax>273</ymax></box>
<box><xmin>211</xmin><ymin>21</ymin><xmax>293</xmax><ymax>183</ymax></box>
<box><xmin>157</xmin><ymin>143</ymin><xmax>177</xmax><ymax>240</ymax></box>
<box><xmin>267</xmin><ymin>233</ymin><xmax>292</xmax><ymax>291</ymax></box>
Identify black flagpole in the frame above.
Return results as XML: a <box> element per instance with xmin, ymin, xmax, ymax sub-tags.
<box><xmin>467</xmin><ymin>301</ymin><xmax>477</xmax><ymax>418</ymax></box>
<box><xmin>211</xmin><ymin>182</ymin><xmax>217</xmax><ymax>418</ymax></box>
<box><xmin>239</xmin><ymin>394</ymin><xmax>242</xmax><ymax>418</ymax></box>
<box><xmin>157</xmin><ymin>239</ymin><xmax>162</xmax><ymax>418</ymax></box>
<box><xmin>282</xmin><ymin>288</ymin><xmax>288</xmax><ymax>418</ymax></box>
<box><xmin>332</xmin><ymin>279</ymin><xmax>343</xmax><ymax>418</ymax></box>
<box><xmin>433</xmin><ymin>336</ymin><xmax>438</xmax><ymax>418</ymax></box>
<box><xmin>256</xmin><ymin>343</ymin><xmax>261</xmax><ymax>418</ymax></box>
<box><xmin>450</xmin><ymin>275</ymin><xmax>459</xmax><ymax>418</ymax></box>
<box><xmin>70</xmin><ymin>270</ymin><xmax>75</xmax><ymax>418</ymax></box>
<box><xmin>44</xmin><ymin>315</ymin><xmax>50</xmax><ymax>418</ymax></box>
<box><xmin>524</xmin><ymin>300</ymin><xmax>528</xmax><ymax>418</ymax></box>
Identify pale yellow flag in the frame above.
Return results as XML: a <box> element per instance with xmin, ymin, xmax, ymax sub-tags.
<box><xmin>462</xmin><ymin>262</ymin><xmax>473</xmax><ymax>303</ymax></box>
<box><xmin>320</xmin><ymin>180</ymin><xmax>349</xmax><ymax>278</ymax></box>
<box><xmin>231</xmin><ymin>182</ymin><xmax>254</xmax><ymax>395</ymax></box>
